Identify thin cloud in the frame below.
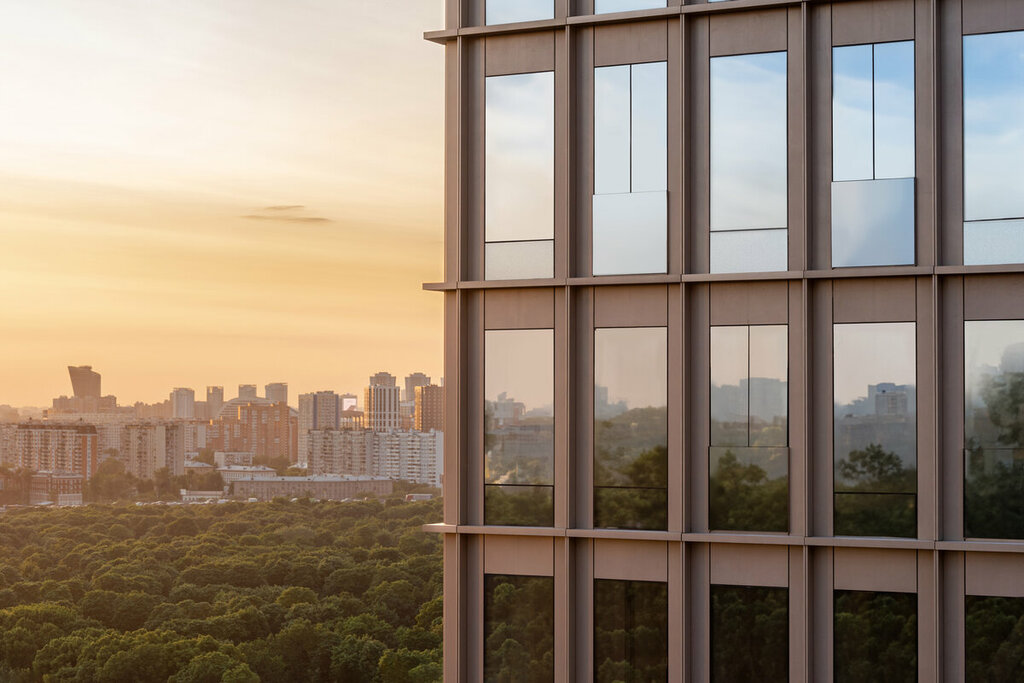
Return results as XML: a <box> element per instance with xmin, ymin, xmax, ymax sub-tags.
<box><xmin>263</xmin><ymin>205</ymin><xmax>305</xmax><ymax>211</ymax></box>
<box><xmin>241</xmin><ymin>214</ymin><xmax>331</xmax><ymax>223</ymax></box>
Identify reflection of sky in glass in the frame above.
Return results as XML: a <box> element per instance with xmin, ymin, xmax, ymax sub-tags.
<box><xmin>595</xmin><ymin>65</ymin><xmax>630</xmax><ymax>195</ymax></box>
<box><xmin>833</xmin><ymin>45</ymin><xmax>874</xmax><ymax>181</ymax></box>
<box><xmin>594</xmin><ymin>0</ymin><xmax>666</xmax><ymax>13</ymax></box>
<box><xmin>485</xmin><ymin>72</ymin><xmax>554</xmax><ymax>242</ymax></box>
<box><xmin>594</xmin><ymin>62</ymin><xmax>666</xmax><ymax>195</ymax></box>
<box><xmin>873</xmin><ymin>41</ymin><xmax>915</xmax><ymax>179</ymax></box>
<box><xmin>710</xmin><ymin>52</ymin><xmax>788</xmax><ymax>231</ymax></box>
<box><xmin>631</xmin><ymin>62</ymin><xmax>667</xmax><ymax>193</ymax></box>
<box><xmin>964</xmin><ymin>31</ymin><xmax>1024</xmax><ymax>222</ymax></box>
<box><xmin>485</xmin><ymin>329</ymin><xmax>553</xmax><ymax>415</ymax></box>
<box><xmin>595</xmin><ymin>327</ymin><xmax>666</xmax><ymax>410</ymax></box>
<box><xmin>834</xmin><ymin>323</ymin><xmax>915</xmax><ymax>406</ymax></box>
<box><xmin>485</xmin><ymin>0</ymin><xmax>553</xmax><ymax>25</ymax></box>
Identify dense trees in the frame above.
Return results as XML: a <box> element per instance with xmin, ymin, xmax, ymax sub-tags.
<box><xmin>0</xmin><ymin>497</ymin><xmax>442</xmax><ymax>682</ymax></box>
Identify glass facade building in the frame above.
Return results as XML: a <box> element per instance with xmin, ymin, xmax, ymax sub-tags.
<box><xmin>426</xmin><ymin>0</ymin><xmax>1024</xmax><ymax>680</ymax></box>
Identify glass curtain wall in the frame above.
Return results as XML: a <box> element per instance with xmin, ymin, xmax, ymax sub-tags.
<box><xmin>484</xmin><ymin>575</ymin><xmax>555</xmax><ymax>681</ymax></box>
<box><xmin>711</xmin><ymin>585</ymin><xmax>788</xmax><ymax>682</ymax></box>
<box><xmin>486</xmin><ymin>0</ymin><xmax>553</xmax><ymax>25</ymax></box>
<box><xmin>594</xmin><ymin>580</ymin><xmax>668</xmax><ymax>682</ymax></box>
<box><xmin>834</xmin><ymin>590</ymin><xmax>917</xmax><ymax>683</ymax></box>
<box><xmin>965</xmin><ymin>595</ymin><xmax>1024</xmax><ymax>682</ymax></box>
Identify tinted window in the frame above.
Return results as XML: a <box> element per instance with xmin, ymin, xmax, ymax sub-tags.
<box><xmin>964</xmin><ymin>320</ymin><xmax>1024</xmax><ymax>539</ymax></box>
<box><xmin>485</xmin><ymin>329</ymin><xmax>554</xmax><ymax>526</ymax></box>
<box><xmin>594</xmin><ymin>580</ymin><xmax>668</xmax><ymax>682</ymax></box>
<box><xmin>834</xmin><ymin>590</ymin><xmax>917</xmax><ymax>683</ymax></box>
<box><xmin>484</xmin><ymin>575</ymin><xmax>554</xmax><ymax>681</ymax></box>
<box><xmin>834</xmin><ymin>323</ymin><xmax>917</xmax><ymax>537</ymax></box>
<box><xmin>594</xmin><ymin>327</ymin><xmax>668</xmax><ymax>530</ymax></box>
<box><xmin>965</xmin><ymin>595</ymin><xmax>1024</xmax><ymax>682</ymax></box>
<box><xmin>711</xmin><ymin>585</ymin><xmax>788</xmax><ymax>682</ymax></box>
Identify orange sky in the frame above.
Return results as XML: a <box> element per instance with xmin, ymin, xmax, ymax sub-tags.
<box><xmin>0</xmin><ymin>0</ymin><xmax>445</xmax><ymax>406</ymax></box>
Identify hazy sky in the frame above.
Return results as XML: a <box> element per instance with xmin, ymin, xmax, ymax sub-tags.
<box><xmin>0</xmin><ymin>0</ymin><xmax>445</xmax><ymax>406</ymax></box>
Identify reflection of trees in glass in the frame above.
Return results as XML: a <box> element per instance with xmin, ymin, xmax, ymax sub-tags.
<box><xmin>594</xmin><ymin>580</ymin><xmax>668</xmax><ymax>683</ymax></box>
<box><xmin>709</xmin><ymin>449</ymin><xmax>787</xmax><ymax>532</ymax></box>
<box><xmin>834</xmin><ymin>590</ymin><xmax>916</xmax><ymax>683</ymax></box>
<box><xmin>595</xmin><ymin>406</ymin><xmax>668</xmax><ymax>530</ymax></box>
<box><xmin>834</xmin><ymin>444</ymin><xmax>916</xmax><ymax>537</ymax></box>
<box><xmin>484</xmin><ymin>485</ymin><xmax>553</xmax><ymax>527</ymax></box>
<box><xmin>484</xmin><ymin>397</ymin><xmax>554</xmax><ymax>527</ymax></box>
<box><xmin>484</xmin><ymin>575</ymin><xmax>554</xmax><ymax>683</ymax></box>
<box><xmin>966</xmin><ymin>595</ymin><xmax>1024</xmax><ymax>683</ymax></box>
<box><xmin>711</xmin><ymin>585</ymin><xmax>787</xmax><ymax>683</ymax></box>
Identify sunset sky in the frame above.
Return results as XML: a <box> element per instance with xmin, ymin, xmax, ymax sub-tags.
<box><xmin>0</xmin><ymin>0</ymin><xmax>445</xmax><ymax>406</ymax></box>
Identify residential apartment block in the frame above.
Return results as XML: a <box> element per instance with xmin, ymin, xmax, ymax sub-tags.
<box><xmin>7</xmin><ymin>423</ymin><xmax>98</xmax><ymax>479</ymax></box>
<box><xmin>308</xmin><ymin>428</ymin><xmax>444</xmax><ymax>486</ymax></box>
<box><xmin>426</xmin><ymin>0</ymin><xmax>1024</xmax><ymax>680</ymax></box>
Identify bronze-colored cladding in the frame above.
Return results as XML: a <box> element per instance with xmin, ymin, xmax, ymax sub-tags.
<box><xmin>594</xmin><ymin>20</ymin><xmax>667</xmax><ymax>66</ymax></box>
<box><xmin>831</xmin><ymin>0</ymin><xmax>914</xmax><ymax>46</ymax></box>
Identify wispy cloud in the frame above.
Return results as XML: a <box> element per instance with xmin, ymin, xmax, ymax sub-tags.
<box><xmin>242</xmin><ymin>205</ymin><xmax>331</xmax><ymax>223</ymax></box>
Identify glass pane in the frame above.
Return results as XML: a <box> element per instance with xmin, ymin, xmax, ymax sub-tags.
<box><xmin>594</xmin><ymin>580</ymin><xmax>668</xmax><ymax>683</ymax></box>
<box><xmin>486</xmin><ymin>72</ymin><xmax>554</xmax><ymax>243</ymax></box>
<box><xmin>965</xmin><ymin>595</ymin><xmax>1024</xmax><ymax>683</ymax></box>
<box><xmin>595</xmin><ymin>0</ymin><xmax>667</xmax><ymax>13</ymax></box>
<box><xmin>485</xmin><ymin>330</ymin><xmax>553</xmax><ymax>526</ymax></box>
<box><xmin>833</xmin><ymin>44</ymin><xmax>874</xmax><ymax>182</ymax></box>
<box><xmin>710</xmin><ymin>52</ymin><xmax>788</xmax><ymax>231</ymax></box>
<box><xmin>710</xmin><ymin>229</ymin><xmax>788</xmax><ymax>274</ymax></box>
<box><xmin>964</xmin><ymin>31</ymin><xmax>1024</xmax><ymax>222</ymax></box>
<box><xmin>831</xmin><ymin>178</ymin><xmax>916</xmax><ymax>268</ymax></box>
<box><xmin>964</xmin><ymin>219</ymin><xmax>1024</xmax><ymax>266</ymax></box>
<box><xmin>749</xmin><ymin>325</ymin><xmax>788</xmax><ymax>447</ymax></box>
<box><xmin>834</xmin><ymin>492</ymin><xmax>916</xmax><ymax>537</ymax></box>
<box><xmin>593</xmin><ymin>487</ymin><xmax>668</xmax><ymax>531</ymax></box>
<box><xmin>711</xmin><ymin>326</ymin><xmax>749</xmax><ymax>448</ymax></box>
<box><xmin>484</xmin><ymin>575</ymin><xmax>554</xmax><ymax>682</ymax></box>
<box><xmin>592</xmin><ymin>191</ymin><xmax>667</xmax><ymax>275</ymax></box>
<box><xmin>595</xmin><ymin>327</ymin><xmax>667</xmax><ymax>530</ymax></box>
<box><xmin>631</xmin><ymin>62</ymin><xmax>668</xmax><ymax>193</ymax></box>
<box><xmin>873</xmin><ymin>41</ymin><xmax>915</xmax><ymax>179</ymax></box>
<box><xmin>485</xmin><ymin>240</ymin><xmax>554</xmax><ymax>280</ymax></box>
<box><xmin>485</xmin><ymin>485</ymin><xmax>554</xmax><ymax>527</ymax></box>
<box><xmin>834</xmin><ymin>591</ymin><xmax>917</xmax><ymax>683</ymax></box>
<box><xmin>711</xmin><ymin>585</ymin><xmax>789</xmax><ymax>683</ymax></box>
<box><xmin>486</xmin><ymin>0</ymin><xmax>554</xmax><ymax>25</ymax></box>
<box><xmin>709</xmin><ymin>447</ymin><xmax>788</xmax><ymax>532</ymax></box>
<box><xmin>594</xmin><ymin>65</ymin><xmax>631</xmax><ymax>195</ymax></box>
<box><xmin>834</xmin><ymin>323</ymin><xmax>916</xmax><ymax>537</ymax></box>
<box><xmin>965</xmin><ymin>320</ymin><xmax>1024</xmax><ymax>539</ymax></box>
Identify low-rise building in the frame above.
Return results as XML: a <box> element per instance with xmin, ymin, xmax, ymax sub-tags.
<box><xmin>230</xmin><ymin>475</ymin><xmax>393</xmax><ymax>501</ymax></box>
<box><xmin>216</xmin><ymin>465</ymin><xmax>277</xmax><ymax>483</ymax></box>
<box><xmin>30</xmin><ymin>471</ymin><xmax>83</xmax><ymax>506</ymax></box>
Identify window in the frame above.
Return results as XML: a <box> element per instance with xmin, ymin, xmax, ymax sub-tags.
<box><xmin>965</xmin><ymin>595</ymin><xmax>1024</xmax><ymax>682</ymax></box>
<box><xmin>834</xmin><ymin>590</ymin><xmax>917</xmax><ymax>683</ymax></box>
<box><xmin>485</xmin><ymin>72</ymin><xmax>554</xmax><ymax>280</ymax></box>
<box><xmin>485</xmin><ymin>0</ymin><xmax>553</xmax><ymax>25</ymax></box>
<box><xmin>594</xmin><ymin>0</ymin><xmax>666</xmax><ymax>13</ymax></box>
<box><xmin>484</xmin><ymin>329</ymin><xmax>554</xmax><ymax>526</ymax></box>
<box><xmin>833</xmin><ymin>323</ymin><xmax>917</xmax><ymax>537</ymax></box>
<box><xmin>593</xmin><ymin>62</ymin><xmax>667</xmax><ymax>275</ymax></box>
<box><xmin>964</xmin><ymin>31</ymin><xmax>1024</xmax><ymax>265</ymax></box>
<box><xmin>484</xmin><ymin>575</ymin><xmax>554</xmax><ymax>681</ymax></box>
<box><xmin>964</xmin><ymin>320</ymin><xmax>1024</xmax><ymax>540</ymax></box>
<box><xmin>831</xmin><ymin>41</ymin><xmax>915</xmax><ymax>267</ymax></box>
<box><xmin>594</xmin><ymin>327</ymin><xmax>668</xmax><ymax>530</ymax></box>
<box><xmin>710</xmin><ymin>325</ymin><xmax>788</xmax><ymax>532</ymax></box>
<box><xmin>710</xmin><ymin>52</ymin><xmax>788</xmax><ymax>273</ymax></box>
<box><xmin>594</xmin><ymin>580</ymin><xmax>668</xmax><ymax>682</ymax></box>
<box><xmin>711</xmin><ymin>585</ymin><xmax>788</xmax><ymax>682</ymax></box>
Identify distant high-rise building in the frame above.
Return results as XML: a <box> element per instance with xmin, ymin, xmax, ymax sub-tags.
<box><xmin>207</xmin><ymin>386</ymin><xmax>224</xmax><ymax>418</ymax></box>
<box><xmin>265</xmin><ymin>382</ymin><xmax>288</xmax><ymax>406</ymax></box>
<box><xmin>170</xmin><ymin>388</ymin><xmax>195</xmax><ymax>419</ymax></box>
<box><xmin>404</xmin><ymin>372</ymin><xmax>431</xmax><ymax>402</ymax></box>
<box><xmin>68</xmin><ymin>366</ymin><xmax>101</xmax><ymax>399</ymax></box>
<box><xmin>415</xmin><ymin>384</ymin><xmax>444</xmax><ymax>432</ymax></box>
<box><xmin>9</xmin><ymin>423</ymin><xmax>98</xmax><ymax>479</ymax></box>
<box><xmin>237</xmin><ymin>384</ymin><xmax>258</xmax><ymax>401</ymax></box>
<box><xmin>340</xmin><ymin>393</ymin><xmax>358</xmax><ymax>411</ymax></box>
<box><xmin>208</xmin><ymin>402</ymin><xmax>294</xmax><ymax>463</ymax></box>
<box><xmin>298</xmin><ymin>391</ymin><xmax>341</xmax><ymax>463</ymax></box>
<box><xmin>365</xmin><ymin>373</ymin><xmax>401</xmax><ymax>431</ymax></box>
<box><xmin>120</xmin><ymin>423</ymin><xmax>185</xmax><ymax>479</ymax></box>
<box><xmin>308</xmin><ymin>428</ymin><xmax>442</xmax><ymax>486</ymax></box>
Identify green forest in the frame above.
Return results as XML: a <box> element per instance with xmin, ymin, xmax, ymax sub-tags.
<box><xmin>0</xmin><ymin>495</ymin><xmax>442</xmax><ymax>682</ymax></box>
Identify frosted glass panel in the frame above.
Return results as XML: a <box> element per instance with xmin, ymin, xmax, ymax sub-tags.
<box><xmin>592</xmin><ymin>191</ymin><xmax>666</xmax><ymax>275</ymax></box>
<box><xmin>831</xmin><ymin>178</ymin><xmax>915</xmax><ymax>267</ymax></box>
<box><xmin>485</xmin><ymin>241</ymin><xmax>554</xmax><ymax>280</ymax></box>
<box><xmin>964</xmin><ymin>220</ymin><xmax>1024</xmax><ymax>266</ymax></box>
<box><xmin>710</xmin><ymin>229</ymin><xmax>787</xmax><ymax>274</ymax></box>
<box><xmin>486</xmin><ymin>0</ymin><xmax>553</xmax><ymax>25</ymax></box>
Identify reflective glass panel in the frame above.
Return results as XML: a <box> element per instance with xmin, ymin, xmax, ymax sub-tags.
<box><xmin>486</xmin><ymin>0</ymin><xmax>554</xmax><ymax>25</ymax></box>
<box><xmin>486</xmin><ymin>72</ymin><xmax>554</xmax><ymax>243</ymax></box>
<box><xmin>592</xmin><ymin>191</ymin><xmax>666</xmax><ymax>275</ymax></box>
<box><xmin>965</xmin><ymin>595</ymin><xmax>1024</xmax><ymax>682</ymax></box>
<box><xmin>594</xmin><ymin>65</ymin><xmax>631</xmax><ymax>195</ymax></box>
<box><xmin>833</xmin><ymin>44</ymin><xmax>874</xmax><ymax>182</ymax></box>
<box><xmin>595</xmin><ymin>327</ymin><xmax>668</xmax><ymax>530</ymax></box>
<box><xmin>485</xmin><ymin>330</ymin><xmax>554</xmax><ymax>526</ymax></box>
<box><xmin>964</xmin><ymin>320</ymin><xmax>1024</xmax><ymax>539</ymax></box>
<box><xmin>594</xmin><ymin>580</ymin><xmax>668</xmax><ymax>682</ymax></box>
<box><xmin>964</xmin><ymin>31</ymin><xmax>1024</xmax><ymax>223</ymax></box>
<box><xmin>484</xmin><ymin>575</ymin><xmax>554</xmax><ymax>682</ymax></box>
<box><xmin>749</xmin><ymin>325</ymin><xmax>789</xmax><ymax>446</ymax></box>
<box><xmin>834</xmin><ymin>591</ymin><xmax>917</xmax><ymax>683</ymax></box>
<box><xmin>831</xmin><ymin>178</ymin><xmax>916</xmax><ymax>267</ymax></box>
<box><xmin>710</xmin><ymin>52</ymin><xmax>788</xmax><ymax>232</ymax></box>
<box><xmin>631</xmin><ymin>61</ymin><xmax>668</xmax><ymax>193</ymax></box>
<box><xmin>595</xmin><ymin>0</ymin><xmax>666</xmax><ymax>13</ymax></box>
<box><xmin>710</xmin><ymin>229</ymin><xmax>788</xmax><ymax>274</ymax></box>
<box><xmin>964</xmin><ymin>219</ymin><xmax>1024</xmax><ymax>266</ymax></box>
<box><xmin>710</xmin><ymin>447</ymin><xmax>788</xmax><ymax>532</ymax></box>
<box><xmin>873</xmin><ymin>41</ymin><xmax>915</xmax><ymax>179</ymax></box>
<box><xmin>485</xmin><ymin>485</ymin><xmax>554</xmax><ymax>527</ymax></box>
<box><xmin>711</xmin><ymin>585</ymin><xmax>788</xmax><ymax>683</ymax></box>
<box><xmin>485</xmin><ymin>240</ymin><xmax>554</xmax><ymax>280</ymax></box>
<box><xmin>711</xmin><ymin>325</ymin><xmax>788</xmax><ymax>447</ymax></box>
<box><xmin>834</xmin><ymin>323</ymin><xmax>917</xmax><ymax>537</ymax></box>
